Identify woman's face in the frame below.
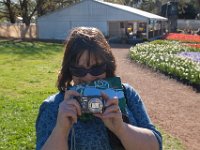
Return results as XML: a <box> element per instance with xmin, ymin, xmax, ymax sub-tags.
<box><xmin>71</xmin><ymin>50</ymin><xmax>106</xmax><ymax>85</ymax></box>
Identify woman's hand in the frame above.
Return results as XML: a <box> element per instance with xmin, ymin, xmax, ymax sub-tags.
<box><xmin>55</xmin><ymin>90</ymin><xmax>81</xmax><ymax>135</ymax></box>
<box><xmin>94</xmin><ymin>93</ymin><xmax>125</xmax><ymax>134</ymax></box>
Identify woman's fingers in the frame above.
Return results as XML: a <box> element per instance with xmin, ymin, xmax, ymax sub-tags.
<box><xmin>100</xmin><ymin>92</ymin><xmax>121</xmax><ymax>116</ymax></box>
<box><xmin>96</xmin><ymin>93</ymin><xmax>124</xmax><ymax>133</ymax></box>
<box><xmin>101</xmin><ymin>92</ymin><xmax>119</xmax><ymax>110</ymax></box>
<box><xmin>64</xmin><ymin>90</ymin><xmax>80</xmax><ymax>101</ymax></box>
<box><xmin>64</xmin><ymin>99</ymin><xmax>82</xmax><ymax>116</ymax></box>
<box><xmin>101</xmin><ymin>92</ymin><xmax>109</xmax><ymax>101</ymax></box>
<box><xmin>60</xmin><ymin>107</ymin><xmax>78</xmax><ymax>124</ymax></box>
<box><xmin>63</xmin><ymin>90</ymin><xmax>82</xmax><ymax>116</ymax></box>
<box><xmin>101</xmin><ymin>93</ymin><xmax>118</xmax><ymax>106</ymax></box>
<box><xmin>103</xmin><ymin>104</ymin><xmax>120</xmax><ymax>115</ymax></box>
<box><xmin>56</xmin><ymin>99</ymin><xmax>80</xmax><ymax>131</ymax></box>
<box><xmin>56</xmin><ymin>90</ymin><xmax>82</xmax><ymax>130</ymax></box>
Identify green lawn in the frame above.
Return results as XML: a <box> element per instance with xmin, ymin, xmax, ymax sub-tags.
<box><xmin>0</xmin><ymin>40</ymin><xmax>185</xmax><ymax>149</ymax></box>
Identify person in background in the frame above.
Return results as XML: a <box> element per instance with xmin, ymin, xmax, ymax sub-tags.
<box><xmin>36</xmin><ymin>26</ymin><xmax>162</xmax><ymax>150</ymax></box>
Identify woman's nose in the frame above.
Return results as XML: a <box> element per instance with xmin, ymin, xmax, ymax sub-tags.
<box><xmin>83</xmin><ymin>73</ymin><xmax>97</xmax><ymax>83</ymax></box>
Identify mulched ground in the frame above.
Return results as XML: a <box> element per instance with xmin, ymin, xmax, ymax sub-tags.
<box><xmin>110</xmin><ymin>44</ymin><xmax>200</xmax><ymax>150</ymax></box>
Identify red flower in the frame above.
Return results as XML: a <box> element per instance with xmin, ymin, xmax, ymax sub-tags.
<box><xmin>164</xmin><ymin>33</ymin><xmax>200</xmax><ymax>43</ymax></box>
<box><xmin>185</xmin><ymin>44</ymin><xmax>200</xmax><ymax>48</ymax></box>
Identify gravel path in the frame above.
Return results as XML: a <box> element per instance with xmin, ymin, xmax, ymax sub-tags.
<box><xmin>111</xmin><ymin>44</ymin><xmax>200</xmax><ymax>150</ymax></box>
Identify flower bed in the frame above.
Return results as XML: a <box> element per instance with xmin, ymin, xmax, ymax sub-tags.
<box><xmin>184</xmin><ymin>43</ymin><xmax>200</xmax><ymax>48</ymax></box>
<box><xmin>178</xmin><ymin>52</ymin><xmax>200</xmax><ymax>63</ymax></box>
<box><xmin>130</xmin><ymin>40</ymin><xmax>200</xmax><ymax>86</ymax></box>
<box><xmin>164</xmin><ymin>33</ymin><xmax>200</xmax><ymax>43</ymax></box>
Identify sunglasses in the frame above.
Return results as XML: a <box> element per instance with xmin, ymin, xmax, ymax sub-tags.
<box><xmin>69</xmin><ymin>63</ymin><xmax>106</xmax><ymax>77</ymax></box>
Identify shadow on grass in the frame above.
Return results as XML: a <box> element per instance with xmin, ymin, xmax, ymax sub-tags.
<box><xmin>0</xmin><ymin>39</ymin><xmax>64</xmax><ymax>58</ymax></box>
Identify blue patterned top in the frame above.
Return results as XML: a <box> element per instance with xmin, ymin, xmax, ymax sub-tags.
<box><xmin>36</xmin><ymin>84</ymin><xmax>162</xmax><ymax>150</ymax></box>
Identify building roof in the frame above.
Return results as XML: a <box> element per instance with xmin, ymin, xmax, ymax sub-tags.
<box><xmin>95</xmin><ymin>0</ymin><xmax>167</xmax><ymax>21</ymax></box>
<box><xmin>38</xmin><ymin>0</ymin><xmax>167</xmax><ymax>21</ymax></box>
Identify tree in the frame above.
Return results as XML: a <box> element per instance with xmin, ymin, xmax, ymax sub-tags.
<box><xmin>0</xmin><ymin>0</ymin><xmax>79</xmax><ymax>25</ymax></box>
<box><xmin>178</xmin><ymin>3</ymin><xmax>197</xmax><ymax>19</ymax></box>
<box><xmin>0</xmin><ymin>0</ymin><xmax>18</xmax><ymax>23</ymax></box>
<box><xmin>0</xmin><ymin>0</ymin><xmax>37</xmax><ymax>25</ymax></box>
<box><xmin>37</xmin><ymin>0</ymin><xmax>80</xmax><ymax>17</ymax></box>
<box><xmin>177</xmin><ymin>0</ymin><xmax>200</xmax><ymax>19</ymax></box>
<box><xmin>120</xmin><ymin>0</ymin><xmax>162</xmax><ymax>14</ymax></box>
<box><xmin>18</xmin><ymin>0</ymin><xmax>36</xmax><ymax>26</ymax></box>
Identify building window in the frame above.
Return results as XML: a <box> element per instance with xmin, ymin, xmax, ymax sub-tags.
<box><xmin>120</xmin><ymin>22</ymin><xmax>124</xmax><ymax>28</ymax></box>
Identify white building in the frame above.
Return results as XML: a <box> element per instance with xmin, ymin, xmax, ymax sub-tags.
<box><xmin>37</xmin><ymin>0</ymin><xmax>167</xmax><ymax>42</ymax></box>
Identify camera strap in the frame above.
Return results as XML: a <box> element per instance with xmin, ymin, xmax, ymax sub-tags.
<box><xmin>70</xmin><ymin>127</ymin><xmax>76</xmax><ymax>150</ymax></box>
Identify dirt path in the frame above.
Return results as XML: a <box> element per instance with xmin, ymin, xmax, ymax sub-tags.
<box><xmin>110</xmin><ymin>44</ymin><xmax>200</xmax><ymax>150</ymax></box>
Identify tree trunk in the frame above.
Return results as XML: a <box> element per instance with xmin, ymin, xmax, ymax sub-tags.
<box><xmin>5</xmin><ymin>0</ymin><xmax>16</xmax><ymax>23</ymax></box>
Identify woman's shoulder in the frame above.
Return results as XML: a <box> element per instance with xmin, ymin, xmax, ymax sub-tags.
<box><xmin>122</xmin><ymin>83</ymin><xmax>142</xmax><ymax>105</ymax></box>
<box><xmin>44</xmin><ymin>92</ymin><xmax>64</xmax><ymax>103</ymax></box>
<box><xmin>39</xmin><ymin>92</ymin><xmax>64</xmax><ymax>111</ymax></box>
<box><xmin>122</xmin><ymin>83</ymin><xmax>137</xmax><ymax>95</ymax></box>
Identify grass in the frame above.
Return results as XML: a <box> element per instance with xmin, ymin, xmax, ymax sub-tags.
<box><xmin>0</xmin><ymin>40</ymin><xmax>186</xmax><ymax>149</ymax></box>
<box><xmin>0</xmin><ymin>40</ymin><xmax>63</xmax><ymax>149</ymax></box>
<box><xmin>160</xmin><ymin>128</ymin><xmax>186</xmax><ymax>150</ymax></box>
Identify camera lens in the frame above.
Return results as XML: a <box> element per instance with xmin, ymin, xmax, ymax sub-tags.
<box><xmin>88</xmin><ymin>97</ymin><xmax>103</xmax><ymax>113</ymax></box>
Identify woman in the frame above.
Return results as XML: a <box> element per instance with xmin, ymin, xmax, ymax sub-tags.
<box><xmin>36</xmin><ymin>27</ymin><xmax>162</xmax><ymax>150</ymax></box>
